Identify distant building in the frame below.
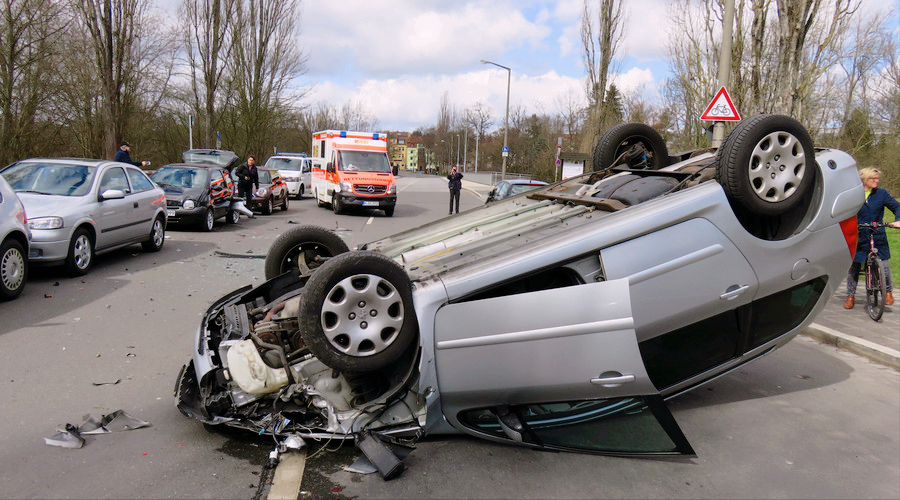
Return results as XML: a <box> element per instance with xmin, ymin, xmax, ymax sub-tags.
<box><xmin>387</xmin><ymin>132</ymin><xmax>409</xmax><ymax>170</ymax></box>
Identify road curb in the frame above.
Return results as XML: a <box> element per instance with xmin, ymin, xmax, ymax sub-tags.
<box><xmin>802</xmin><ymin>323</ymin><xmax>900</xmax><ymax>370</ymax></box>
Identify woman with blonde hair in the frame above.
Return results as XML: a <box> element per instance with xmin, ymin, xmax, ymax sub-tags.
<box><xmin>844</xmin><ymin>167</ymin><xmax>900</xmax><ymax>309</ymax></box>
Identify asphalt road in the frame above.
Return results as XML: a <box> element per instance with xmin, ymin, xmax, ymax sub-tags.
<box><xmin>1</xmin><ymin>174</ymin><xmax>898</xmax><ymax>499</ymax></box>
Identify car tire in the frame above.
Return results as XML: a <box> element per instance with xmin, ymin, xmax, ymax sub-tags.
<box><xmin>332</xmin><ymin>194</ymin><xmax>343</xmax><ymax>215</ymax></box>
<box><xmin>141</xmin><ymin>216</ymin><xmax>166</xmax><ymax>252</ymax></box>
<box><xmin>715</xmin><ymin>114</ymin><xmax>815</xmax><ymax>216</ymax></box>
<box><xmin>298</xmin><ymin>251</ymin><xmax>417</xmax><ymax>373</ymax></box>
<box><xmin>281</xmin><ymin>194</ymin><xmax>289</xmax><ymax>211</ymax></box>
<box><xmin>264</xmin><ymin>225</ymin><xmax>350</xmax><ymax>279</ymax></box>
<box><xmin>65</xmin><ymin>228</ymin><xmax>93</xmax><ymax>276</ymax></box>
<box><xmin>199</xmin><ymin>208</ymin><xmax>214</xmax><ymax>232</ymax></box>
<box><xmin>0</xmin><ymin>238</ymin><xmax>27</xmax><ymax>301</ymax></box>
<box><xmin>262</xmin><ymin>198</ymin><xmax>273</xmax><ymax>215</ymax></box>
<box><xmin>226</xmin><ymin>209</ymin><xmax>240</xmax><ymax>224</ymax></box>
<box><xmin>298</xmin><ymin>185</ymin><xmax>305</xmax><ymax>198</ymax></box>
<box><xmin>383</xmin><ymin>206</ymin><xmax>394</xmax><ymax>217</ymax></box>
<box><xmin>592</xmin><ymin>122</ymin><xmax>669</xmax><ymax>171</ymax></box>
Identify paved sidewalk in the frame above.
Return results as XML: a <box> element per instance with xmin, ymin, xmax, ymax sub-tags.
<box><xmin>464</xmin><ymin>178</ymin><xmax>899</xmax><ymax>369</ymax></box>
<box><xmin>804</xmin><ymin>278</ymin><xmax>900</xmax><ymax>370</ymax></box>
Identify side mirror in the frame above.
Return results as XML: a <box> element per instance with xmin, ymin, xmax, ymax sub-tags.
<box><xmin>326</xmin><ymin>162</ymin><xmax>335</xmax><ymax>173</ymax></box>
<box><xmin>99</xmin><ymin>189</ymin><xmax>125</xmax><ymax>201</ymax></box>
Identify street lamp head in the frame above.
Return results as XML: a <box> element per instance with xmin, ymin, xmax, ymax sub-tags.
<box><xmin>480</xmin><ymin>59</ymin><xmax>488</xmax><ymax>64</ymax></box>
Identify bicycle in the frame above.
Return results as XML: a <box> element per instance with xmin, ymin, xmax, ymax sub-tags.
<box><xmin>857</xmin><ymin>222</ymin><xmax>897</xmax><ymax>321</ymax></box>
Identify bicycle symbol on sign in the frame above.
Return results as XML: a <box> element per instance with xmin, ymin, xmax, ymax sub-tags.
<box><xmin>709</xmin><ymin>104</ymin><xmax>730</xmax><ymax>116</ymax></box>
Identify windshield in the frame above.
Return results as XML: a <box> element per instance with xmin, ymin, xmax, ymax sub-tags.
<box><xmin>510</xmin><ymin>183</ymin><xmax>546</xmax><ymax>196</ymax></box>
<box><xmin>337</xmin><ymin>151</ymin><xmax>390</xmax><ymax>173</ymax></box>
<box><xmin>265</xmin><ymin>158</ymin><xmax>304</xmax><ymax>171</ymax></box>
<box><xmin>258</xmin><ymin>170</ymin><xmax>275</xmax><ymax>183</ymax></box>
<box><xmin>150</xmin><ymin>167</ymin><xmax>210</xmax><ymax>189</ymax></box>
<box><xmin>182</xmin><ymin>150</ymin><xmax>237</xmax><ymax>167</ymax></box>
<box><xmin>1</xmin><ymin>162</ymin><xmax>97</xmax><ymax>196</ymax></box>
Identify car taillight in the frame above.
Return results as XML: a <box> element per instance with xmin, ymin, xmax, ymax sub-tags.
<box><xmin>839</xmin><ymin>216</ymin><xmax>858</xmax><ymax>257</ymax></box>
<box><xmin>15</xmin><ymin>207</ymin><xmax>26</xmax><ymax>225</ymax></box>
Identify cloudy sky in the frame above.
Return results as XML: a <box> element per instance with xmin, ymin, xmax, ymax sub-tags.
<box><xmin>159</xmin><ymin>0</ymin><xmax>896</xmax><ymax>133</ymax></box>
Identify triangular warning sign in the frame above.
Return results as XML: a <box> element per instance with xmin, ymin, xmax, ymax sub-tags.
<box><xmin>700</xmin><ymin>87</ymin><xmax>741</xmax><ymax>121</ymax></box>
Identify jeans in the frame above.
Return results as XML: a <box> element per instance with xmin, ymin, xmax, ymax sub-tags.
<box><xmin>449</xmin><ymin>189</ymin><xmax>460</xmax><ymax>214</ymax></box>
<box><xmin>847</xmin><ymin>258</ymin><xmax>894</xmax><ymax>297</ymax></box>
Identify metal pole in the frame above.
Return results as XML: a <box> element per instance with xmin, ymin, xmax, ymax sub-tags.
<box><xmin>712</xmin><ymin>0</ymin><xmax>735</xmax><ymax>148</ymax></box>
<box><xmin>463</xmin><ymin>129</ymin><xmax>468</xmax><ymax>172</ymax></box>
<box><xmin>474</xmin><ymin>134</ymin><xmax>479</xmax><ymax>172</ymax></box>
<box><xmin>456</xmin><ymin>134</ymin><xmax>460</xmax><ymax>168</ymax></box>
<box><xmin>481</xmin><ymin>59</ymin><xmax>511</xmax><ymax>180</ymax></box>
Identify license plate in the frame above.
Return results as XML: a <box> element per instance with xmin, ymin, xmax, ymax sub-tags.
<box><xmin>362</xmin><ymin>201</ymin><xmax>379</xmax><ymax>207</ymax></box>
<box><xmin>166</xmin><ymin>210</ymin><xmax>175</xmax><ymax>217</ymax></box>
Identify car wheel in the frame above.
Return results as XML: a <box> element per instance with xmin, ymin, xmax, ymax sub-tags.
<box><xmin>716</xmin><ymin>114</ymin><xmax>815</xmax><ymax>216</ymax></box>
<box><xmin>262</xmin><ymin>198</ymin><xmax>273</xmax><ymax>215</ymax></box>
<box><xmin>0</xmin><ymin>238</ymin><xmax>27</xmax><ymax>301</ymax></box>
<box><xmin>226</xmin><ymin>209</ymin><xmax>240</xmax><ymax>224</ymax></box>
<box><xmin>592</xmin><ymin>122</ymin><xmax>669</xmax><ymax>171</ymax></box>
<box><xmin>141</xmin><ymin>216</ymin><xmax>166</xmax><ymax>252</ymax></box>
<box><xmin>65</xmin><ymin>228</ymin><xmax>94</xmax><ymax>276</ymax></box>
<box><xmin>298</xmin><ymin>185</ymin><xmax>305</xmax><ymax>198</ymax></box>
<box><xmin>383</xmin><ymin>206</ymin><xmax>394</xmax><ymax>217</ymax></box>
<box><xmin>298</xmin><ymin>251</ymin><xmax>417</xmax><ymax>373</ymax></box>
<box><xmin>264</xmin><ymin>225</ymin><xmax>350</xmax><ymax>279</ymax></box>
<box><xmin>199</xmin><ymin>208</ymin><xmax>214</xmax><ymax>232</ymax></box>
<box><xmin>332</xmin><ymin>194</ymin><xmax>343</xmax><ymax>214</ymax></box>
<box><xmin>281</xmin><ymin>194</ymin><xmax>289</xmax><ymax>211</ymax></box>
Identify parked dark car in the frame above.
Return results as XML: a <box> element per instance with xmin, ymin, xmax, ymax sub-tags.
<box><xmin>485</xmin><ymin>179</ymin><xmax>549</xmax><ymax>203</ymax></box>
<box><xmin>150</xmin><ymin>164</ymin><xmax>240</xmax><ymax>231</ymax></box>
<box><xmin>246</xmin><ymin>167</ymin><xmax>289</xmax><ymax>215</ymax></box>
<box><xmin>175</xmin><ymin>115</ymin><xmax>865</xmax><ymax>477</ymax></box>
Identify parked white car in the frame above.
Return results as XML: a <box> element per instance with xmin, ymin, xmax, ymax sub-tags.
<box><xmin>264</xmin><ymin>153</ymin><xmax>311</xmax><ymax>198</ymax></box>
<box><xmin>1</xmin><ymin>159</ymin><xmax>167</xmax><ymax>276</ymax></box>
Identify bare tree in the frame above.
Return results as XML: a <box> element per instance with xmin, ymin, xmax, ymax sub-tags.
<box><xmin>180</xmin><ymin>0</ymin><xmax>237</xmax><ymax>149</ymax></box>
<box><xmin>71</xmin><ymin>0</ymin><xmax>152</xmax><ymax>157</ymax></box>
<box><xmin>463</xmin><ymin>102</ymin><xmax>493</xmax><ymax>142</ymax></box>
<box><xmin>553</xmin><ymin>89</ymin><xmax>584</xmax><ymax>142</ymax></box>
<box><xmin>227</xmin><ymin>0</ymin><xmax>307</xmax><ymax>156</ymax></box>
<box><xmin>580</xmin><ymin>0</ymin><xmax>627</xmax><ymax>152</ymax></box>
<box><xmin>0</xmin><ymin>0</ymin><xmax>68</xmax><ymax>163</ymax></box>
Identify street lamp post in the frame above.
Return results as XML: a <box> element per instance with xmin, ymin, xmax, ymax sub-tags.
<box><xmin>456</xmin><ymin>134</ymin><xmax>460</xmax><ymax>168</ymax></box>
<box><xmin>481</xmin><ymin>59</ymin><xmax>510</xmax><ymax>180</ymax></box>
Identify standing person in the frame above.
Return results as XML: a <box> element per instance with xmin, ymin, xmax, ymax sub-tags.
<box><xmin>447</xmin><ymin>166</ymin><xmax>463</xmax><ymax>215</ymax></box>
<box><xmin>844</xmin><ymin>167</ymin><xmax>900</xmax><ymax>309</ymax></box>
<box><xmin>113</xmin><ymin>141</ymin><xmax>149</xmax><ymax>167</ymax></box>
<box><xmin>233</xmin><ymin>155</ymin><xmax>259</xmax><ymax>201</ymax></box>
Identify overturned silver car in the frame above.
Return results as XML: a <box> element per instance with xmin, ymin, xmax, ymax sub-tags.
<box><xmin>175</xmin><ymin>116</ymin><xmax>864</xmax><ymax>473</ymax></box>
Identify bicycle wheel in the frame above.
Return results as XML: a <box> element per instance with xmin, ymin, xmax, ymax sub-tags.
<box><xmin>865</xmin><ymin>255</ymin><xmax>886</xmax><ymax>321</ymax></box>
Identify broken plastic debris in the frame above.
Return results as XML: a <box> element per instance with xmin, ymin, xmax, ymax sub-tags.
<box><xmin>45</xmin><ymin>410</ymin><xmax>151</xmax><ymax>448</ymax></box>
<box><xmin>92</xmin><ymin>379</ymin><xmax>121</xmax><ymax>386</ymax></box>
<box><xmin>44</xmin><ymin>424</ymin><xmax>84</xmax><ymax>449</ymax></box>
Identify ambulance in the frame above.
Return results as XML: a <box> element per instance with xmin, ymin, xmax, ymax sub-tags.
<box><xmin>311</xmin><ymin>130</ymin><xmax>396</xmax><ymax>216</ymax></box>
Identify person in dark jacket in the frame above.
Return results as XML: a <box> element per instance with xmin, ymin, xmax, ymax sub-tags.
<box><xmin>844</xmin><ymin>167</ymin><xmax>900</xmax><ymax>309</ymax></box>
<box><xmin>233</xmin><ymin>155</ymin><xmax>259</xmax><ymax>200</ymax></box>
<box><xmin>447</xmin><ymin>166</ymin><xmax>463</xmax><ymax>215</ymax></box>
<box><xmin>113</xmin><ymin>141</ymin><xmax>149</xmax><ymax>167</ymax></box>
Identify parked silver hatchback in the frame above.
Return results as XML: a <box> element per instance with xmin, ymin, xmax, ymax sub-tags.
<box><xmin>0</xmin><ymin>158</ymin><xmax>167</xmax><ymax>276</ymax></box>
<box><xmin>0</xmin><ymin>175</ymin><xmax>29</xmax><ymax>300</ymax></box>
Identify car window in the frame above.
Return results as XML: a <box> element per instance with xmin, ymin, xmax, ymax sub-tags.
<box><xmin>258</xmin><ymin>170</ymin><xmax>273</xmax><ymax>183</ymax></box>
<box><xmin>126</xmin><ymin>168</ymin><xmax>154</xmax><ymax>192</ymax></box>
<box><xmin>182</xmin><ymin>150</ymin><xmax>237</xmax><ymax>167</ymax></box>
<box><xmin>266</xmin><ymin>158</ymin><xmax>303</xmax><ymax>171</ymax></box>
<box><xmin>1</xmin><ymin>162</ymin><xmax>96</xmax><ymax>197</ymax></box>
<box><xmin>302</xmin><ymin>160</ymin><xmax>311</xmax><ymax>174</ymax></box>
<box><xmin>460</xmin><ymin>396</ymin><xmax>693</xmax><ymax>455</ymax></box>
<box><xmin>510</xmin><ymin>183</ymin><xmax>544</xmax><ymax>196</ymax></box>
<box><xmin>99</xmin><ymin>167</ymin><xmax>130</xmax><ymax>193</ymax></box>
<box><xmin>497</xmin><ymin>182</ymin><xmax>509</xmax><ymax>198</ymax></box>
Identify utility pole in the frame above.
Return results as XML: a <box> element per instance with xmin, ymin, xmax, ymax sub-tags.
<box><xmin>711</xmin><ymin>0</ymin><xmax>735</xmax><ymax>147</ymax></box>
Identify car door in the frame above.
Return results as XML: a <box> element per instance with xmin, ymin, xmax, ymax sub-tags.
<box><xmin>94</xmin><ymin>166</ymin><xmax>137</xmax><ymax>248</ymax></box>
<box><xmin>433</xmin><ymin>278</ymin><xmax>694</xmax><ymax>456</ymax></box>
<box><xmin>208</xmin><ymin>168</ymin><xmax>231</xmax><ymax>217</ymax></box>
<box><xmin>124</xmin><ymin>167</ymin><xmax>163</xmax><ymax>238</ymax></box>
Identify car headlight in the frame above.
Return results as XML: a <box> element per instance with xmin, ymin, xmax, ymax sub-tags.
<box><xmin>340</xmin><ymin>181</ymin><xmax>353</xmax><ymax>192</ymax></box>
<box><xmin>388</xmin><ymin>183</ymin><xmax>397</xmax><ymax>194</ymax></box>
<box><xmin>283</xmin><ymin>176</ymin><xmax>299</xmax><ymax>182</ymax></box>
<box><xmin>182</xmin><ymin>200</ymin><xmax>195</xmax><ymax>210</ymax></box>
<box><xmin>28</xmin><ymin>216</ymin><xmax>64</xmax><ymax>230</ymax></box>
<box><xmin>255</xmin><ymin>188</ymin><xmax>269</xmax><ymax>197</ymax></box>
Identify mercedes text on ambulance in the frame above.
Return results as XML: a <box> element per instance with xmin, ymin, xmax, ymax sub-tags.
<box><xmin>311</xmin><ymin>130</ymin><xmax>396</xmax><ymax>217</ymax></box>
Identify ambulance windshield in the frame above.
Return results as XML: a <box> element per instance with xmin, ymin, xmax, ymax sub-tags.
<box><xmin>337</xmin><ymin>151</ymin><xmax>391</xmax><ymax>173</ymax></box>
